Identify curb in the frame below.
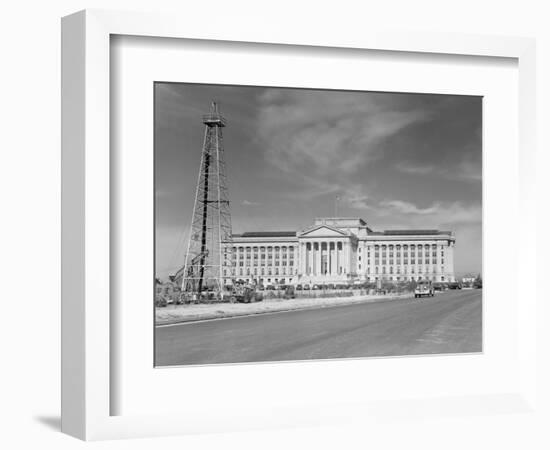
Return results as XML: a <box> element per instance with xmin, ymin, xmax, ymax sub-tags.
<box><xmin>156</xmin><ymin>293</ymin><xmax>415</xmax><ymax>327</ymax></box>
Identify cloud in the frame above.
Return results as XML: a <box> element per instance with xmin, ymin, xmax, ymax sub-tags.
<box><xmin>242</xmin><ymin>200</ymin><xmax>261</xmax><ymax>206</ymax></box>
<box><xmin>256</xmin><ymin>89</ymin><xmax>432</xmax><ymax>188</ymax></box>
<box><xmin>395</xmin><ymin>154</ymin><xmax>481</xmax><ymax>183</ymax></box>
<box><xmin>379</xmin><ymin>200</ymin><xmax>481</xmax><ymax>226</ymax></box>
<box><xmin>381</xmin><ymin>200</ymin><xmax>440</xmax><ymax>215</ymax></box>
<box><xmin>395</xmin><ymin>163</ymin><xmax>436</xmax><ymax>176</ymax></box>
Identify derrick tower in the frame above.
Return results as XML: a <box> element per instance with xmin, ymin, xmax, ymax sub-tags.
<box><xmin>181</xmin><ymin>102</ymin><xmax>233</xmax><ymax>296</ymax></box>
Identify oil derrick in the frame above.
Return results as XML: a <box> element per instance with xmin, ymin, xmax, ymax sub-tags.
<box><xmin>181</xmin><ymin>102</ymin><xmax>233</xmax><ymax>298</ymax></box>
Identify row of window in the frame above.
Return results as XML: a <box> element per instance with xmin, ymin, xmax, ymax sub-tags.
<box><xmin>237</xmin><ymin>260</ymin><xmax>294</xmax><ymax>267</ymax></box>
<box><xmin>234</xmin><ymin>246</ymin><xmax>297</xmax><ymax>253</ymax></box>
<box><xmin>360</xmin><ymin>244</ymin><xmax>442</xmax><ymax>251</ymax></box>
<box><xmin>224</xmin><ymin>268</ymin><xmax>298</xmax><ymax>277</ymax></box>
<box><xmin>237</xmin><ymin>253</ymin><xmax>294</xmax><ymax>260</ymax></box>
<box><xmin>367</xmin><ymin>276</ymin><xmax>449</xmax><ymax>282</ymax></box>
<box><xmin>367</xmin><ymin>266</ymin><xmax>446</xmax><ymax>274</ymax></box>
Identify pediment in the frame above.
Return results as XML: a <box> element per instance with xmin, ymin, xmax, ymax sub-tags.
<box><xmin>298</xmin><ymin>225</ymin><xmax>349</xmax><ymax>238</ymax></box>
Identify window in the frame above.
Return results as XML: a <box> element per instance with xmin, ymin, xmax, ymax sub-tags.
<box><xmin>358</xmin><ymin>256</ymin><xmax>361</xmax><ymax>261</ymax></box>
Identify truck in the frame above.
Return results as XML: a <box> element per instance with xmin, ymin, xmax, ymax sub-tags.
<box><xmin>414</xmin><ymin>281</ymin><xmax>435</xmax><ymax>298</ymax></box>
<box><xmin>230</xmin><ymin>284</ymin><xmax>263</xmax><ymax>303</ymax></box>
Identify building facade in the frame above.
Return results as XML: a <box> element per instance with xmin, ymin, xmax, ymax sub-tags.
<box><xmin>223</xmin><ymin>217</ymin><xmax>455</xmax><ymax>286</ymax></box>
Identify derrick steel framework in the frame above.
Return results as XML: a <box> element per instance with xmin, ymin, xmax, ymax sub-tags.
<box><xmin>180</xmin><ymin>102</ymin><xmax>233</xmax><ymax>296</ymax></box>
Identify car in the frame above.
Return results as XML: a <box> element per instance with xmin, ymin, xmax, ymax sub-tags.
<box><xmin>415</xmin><ymin>281</ymin><xmax>435</xmax><ymax>298</ymax></box>
<box><xmin>433</xmin><ymin>282</ymin><xmax>444</xmax><ymax>291</ymax></box>
<box><xmin>295</xmin><ymin>284</ymin><xmax>303</xmax><ymax>291</ymax></box>
<box><xmin>448</xmin><ymin>282</ymin><xmax>462</xmax><ymax>290</ymax></box>
<box><xmin>303</xmin><ymin>284</ymin><xmax>311</xmax><ymax>291</ymax></box>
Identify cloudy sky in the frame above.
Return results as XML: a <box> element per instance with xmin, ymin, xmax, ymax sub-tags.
<box><xmin>155</xmin><ymin>83</ymin><xmax>482</xmax><ymax>279</ymax></box>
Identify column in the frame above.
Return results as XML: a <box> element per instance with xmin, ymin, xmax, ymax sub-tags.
<box><xmin>310</xmin><ymin>242</ymin><xmax>314</xmax><ymax>275</ymax></box>
<box><xmin>331</xmin><ymin>242</ymin><xmax>336</xmax><ymax>276</ymax></box>
<box><xmin>344</xmin><ymin>241</ymin><xmax>349</xmax><ymax>274</ymax></box>
<box><xmin>336</xmin><ymin>241</ymin><xmax>341</xmax><ymax>275</ymax></box>
<box><xmin>317</xmin><ymin>241</ymin><xmax>323</xmax><ymax>275</ymax></box>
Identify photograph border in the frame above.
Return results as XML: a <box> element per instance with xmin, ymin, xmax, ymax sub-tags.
<box><xmin>61</xmin><ymin>9</ymin><xmax>537</xmax><ymax>440</ymax></box>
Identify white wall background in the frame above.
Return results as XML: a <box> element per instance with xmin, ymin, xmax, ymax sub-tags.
<box><xmin>0</xmin><ymin>0</ymin><xmax>548</xmax><ymax>449</ymax></box>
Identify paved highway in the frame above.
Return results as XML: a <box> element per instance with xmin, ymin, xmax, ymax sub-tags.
<box><xmin>155</xmin><ymin>289</ymin><xmax>482</xmax><ymax>366</ymax></box>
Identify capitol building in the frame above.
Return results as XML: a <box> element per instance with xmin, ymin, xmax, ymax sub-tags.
<box><xmin>223</xmin><ymin>217</ymin><xmax>456</xmax><ymax>286</ymax></box>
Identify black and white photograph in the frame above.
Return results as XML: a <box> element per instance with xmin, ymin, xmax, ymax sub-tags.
<box><xmin>154</xmin><ymin>83</ymin><xmax>482</xmax><ymax>367</ymax></box>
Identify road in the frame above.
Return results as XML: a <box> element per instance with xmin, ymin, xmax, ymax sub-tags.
<box><xmin>155</xmin><ymin>289</ymin><xmax>482</xmax><ymax>366</ymax></box>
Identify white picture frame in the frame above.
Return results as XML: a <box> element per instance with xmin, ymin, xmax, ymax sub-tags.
<box><xmin>61</xmin><ymin>9</ymin><xmax>537</xmax><ymax>441</ymax></box>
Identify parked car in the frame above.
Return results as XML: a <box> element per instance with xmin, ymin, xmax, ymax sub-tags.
<box><xmin>448</xmin><ymin>282</ymin><xmax>462</xmax><ymax>290</ymax></box>
<box><xmin>295</xmin><ymin>284</ymin><xmax>303</xmax><ymax>291</ymax></box>
<box><xmin>415</xmin><ymin>281</ymin><xmax>435</xmax><ymax>298</ymax></box>
<box><xmin>433</xmin><ymin>282</ymin><xmax>444</xmax><ymax>291</ymax></box>
<box><xmin>303</xmin><ymin>284</ymin><xmax>311</xmax><ymax>291</ymax></box>
<box><xmin>473</xmin><ymin>279</ymin><xmax>483</xmax><ymax>289</ymax></box>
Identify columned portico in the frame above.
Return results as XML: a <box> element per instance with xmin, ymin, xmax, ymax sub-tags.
<box><xmin>296</xmin><ymin>225</ymin><xmax>355</xmax><ymax>284</ymax></box>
